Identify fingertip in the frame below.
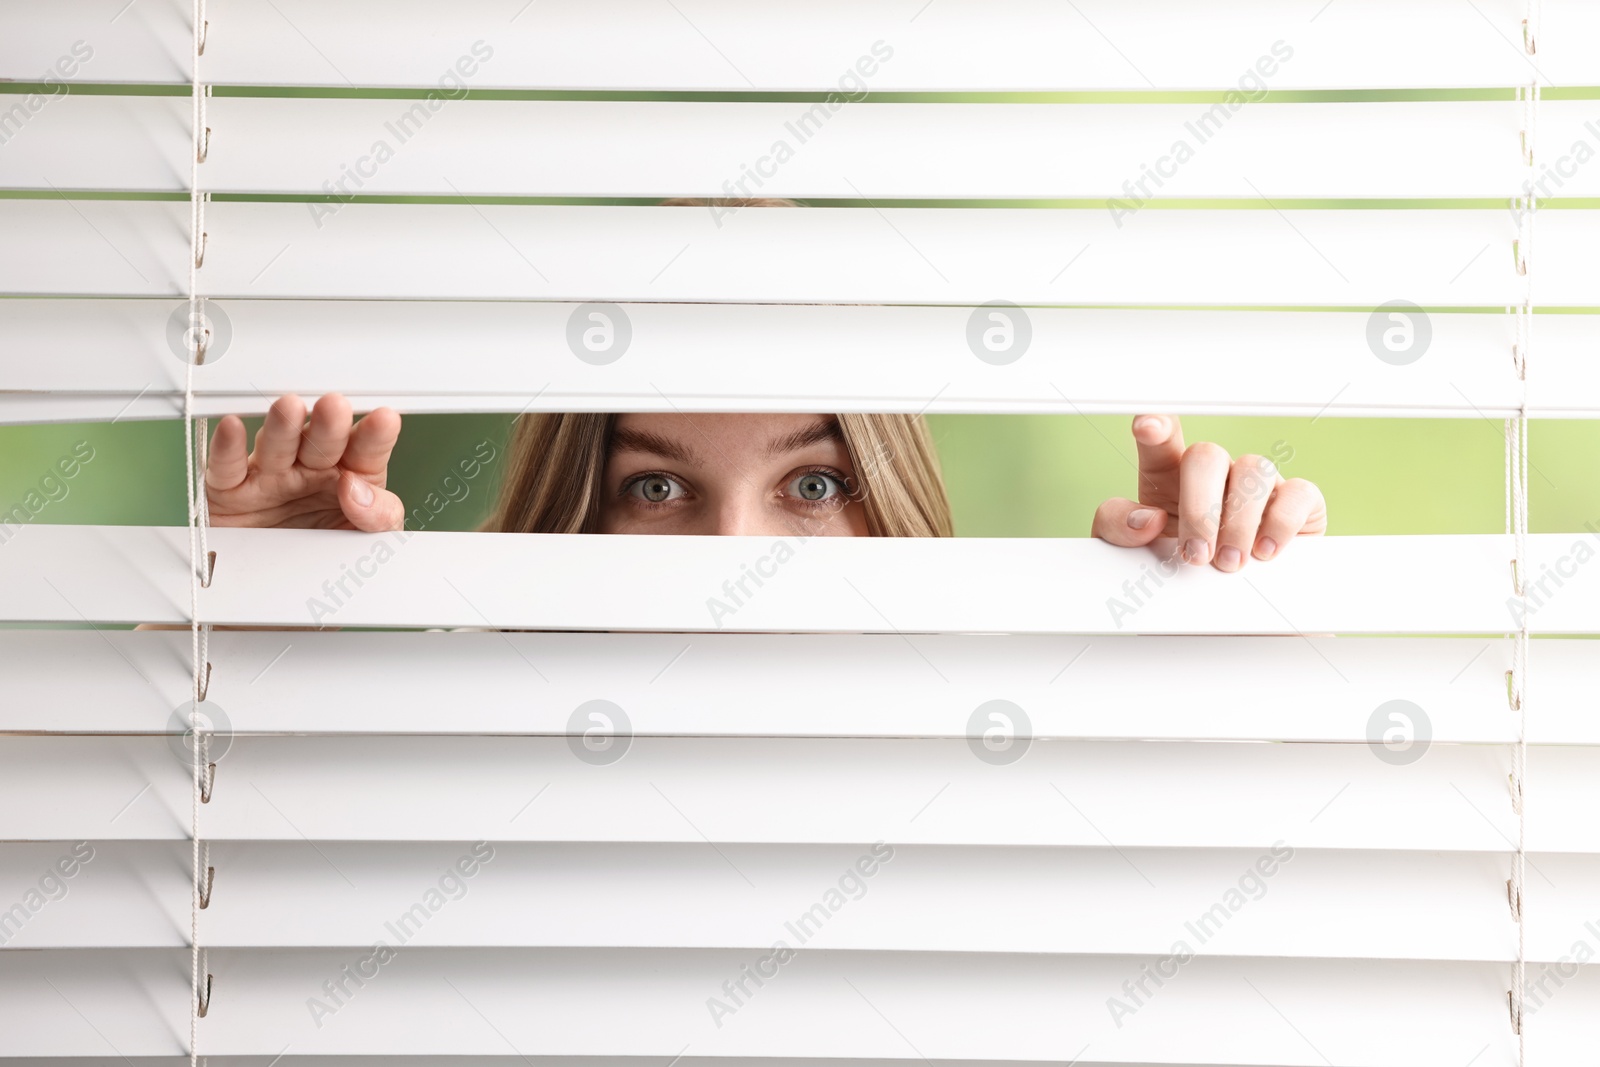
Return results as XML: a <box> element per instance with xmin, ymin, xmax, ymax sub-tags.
<box><xmin>1093</xmin><ymin>500</ymin><xmax>1137</xmax><ymax>546</ymax></box>
<box><xmin>340</xmin><ymin>474</ymin><xmax>406</xmax><ymax>532</ymax></box>
<box><xmin>263</xmin><ymin>395</ymin><xmax>308</xmax><ymax>445</ymax></box>
<box><xmin>211</xmin><ymin>412</ymin><xmax>244</xmax><ymax>444</ymax></box>
<box><xmin>205</xmin><ymin>414</ymin><xmax>252</xmax><ymax>490</ymax></box>
<box><xmin>368</xmin><ymin>405</ymin><xmax>402</xmax><ymax>434</ymax></box>
<box><xmin>342</xmin><ymin>470</ymin><xmax>375</xmax><ymax>509</ymax></box>
<box><xmin>313</xmin><ymin>391</ymin><xmax>353</xmax><ymax>420</ymax></box>
<box><xmin>1127</xmin><ymin>507</ymin><xmax>1167</xmax><ymax>543</ymax></box>
<box><xmin>1254</xmin><ymin>536</ymin><xmax>1279</xmax><ymax>561</ymax></box>
<box><xmin>1093</xmin><ymin>500</ymin><xmax>1172</xmax><ymax>548</ymax></box>
<box><xmin>366</xmin><ymin>486</ymin><xmax>407</xmax><ymax>533</ymax></box>
<box><xmin>1131</xmin><ymin>414</ymin><xmax>1169</xmax><ymax>444</ymax></box>
<box><xmin>208</xmin><ymin>416</ymin><xmax>243</xmax><ymax>464</ymax></box>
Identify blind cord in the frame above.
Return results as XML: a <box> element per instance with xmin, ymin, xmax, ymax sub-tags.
<box><xmin>1507</xmin><ymin>13</ymin><xmax>1537</xmax><ymax>1056</ymax></box>
<box><xmin>186</xmin><ymin>0</ymin><xmax>211</xmax><ymax>1064</ymax></box>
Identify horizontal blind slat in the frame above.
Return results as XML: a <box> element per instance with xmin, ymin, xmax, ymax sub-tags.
<box><xmin>3</xmin><ymin>202</ymin><xmax>1567</xmax><ymax>305</ymax></box>
<box><xmin>3</xmin><ymin>526</ymin><xmax>1595</xmax><ymax>633</ymax></box>
<box><xmin>12</xmin><ymin>840</ymin><xmax>1596</xmax><ymax>964</ymax></box>
<box><xmin>9</xmin><ymin>97</ymin><xmax>1584</xmax><ymax>200</ymax></box>
<box><xmin>10</xmin><ymin>630</ymin><xmax>1600</xmax><ymax>745</ymax></box>
<box><xmin>7</xmin><ymin>0</ymin><xmax>1598</xmax><ymax>89</ymax></box>
<box><xmin>7</xmin><ymin>302</ymin><xmax>1585</xmax><ymax>421</ymax></box>
<box><xmin>6</xmin><ymin>735</ymin><xmax>1590</xmax><ymax>851</ymax></box>
<box><xmin>0</xmin><ymin>947</ymin><xmax>1534</xmax><ymax>1063</ymax></box>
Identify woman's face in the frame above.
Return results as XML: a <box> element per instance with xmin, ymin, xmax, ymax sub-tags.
<box><xmin>598</xmin><ymin>413</ymin><xmax>870</xmax><ymax>537</ymax></box>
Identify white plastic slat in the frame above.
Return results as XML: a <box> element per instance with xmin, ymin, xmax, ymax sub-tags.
<box><xmin>4</xmin><ymin>526</ymin><xmax>1598</xmax><ymax>634</ymax></box>
<box><xmin>0</xmin><ymin>950</ymin><xmax>187</xmax><ymax>1058</ymax></box>
<box><xmin>9</xmin><ymin>839</ymin><xmax>1592</xmax><ymax>965</ymax></box>
<box><xmin>7</xmin><ymin>201</ymin><xmax>1581</xmax><ymax>306</ymax></box>
<box><xmin>183</xmin><ymin>739</ymin><xmax>1600</xmax><ymax>855</ymax></box>
<box><xmin>21</xmin><ymin>841</ymin><xmax>1600</xmax><ymax>965</ymax></box>
<box><xmin>0</xmin><ymin>93</ymin><xmax>179</xmax><ymax>193</ymax></box>
<box><xmin>0</xmin><ymin>1061</ymin><xmax>863</xmax><ymax>1067</ymax></box>
<box><xmin>11</xmin><ymin>630</ymin><xmax>1590</xmax><ymax>744</ymax></box>
<box><xmin>7</xmin><ymin>733</ymin><xmax>1595</xmax><ymax>852</ymax></box>
<box><xmin>5</xmin><ymin>301</ymin><xmax>1574</xmax><ymax>421</ymax></box>
<box><xmin>10</xmin><ymin>95</ymin><xmax>1583</xmax><ymax>200</ymax></box>
<box><xmin>6</xmin><ymin>0</ymin><xmax>1597</xmax><ymax>90</ymax></box>
<box><xmin>0</xmin><ymin>1062</ymin><xmax>1479</xmax><ymax>1067</ymax></box>
<box><xmin>0</xmin><ymin>947</ymin><xmax>1555</xmax><ymax>1064</ymax></box>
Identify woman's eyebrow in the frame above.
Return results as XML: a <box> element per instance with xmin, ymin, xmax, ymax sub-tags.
<box><xmin>609</xmin><ymin>428</ymin><xmax>700</xmax><ymax>465</ymax></box>
<box><xmin>764</xmin><ymin>418</ymin><xmax>843</xmax><ymax>458</ymax></box>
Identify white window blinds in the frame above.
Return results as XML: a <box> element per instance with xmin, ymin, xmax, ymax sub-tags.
<box><xmin>2</xmin><ymin>0</ymin><xmax>1598</xmax><ymax>1064</ymax></box>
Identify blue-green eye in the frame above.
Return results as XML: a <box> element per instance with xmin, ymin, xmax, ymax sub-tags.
<box><xmin>789</xmin><ymin>471</ymin><xmax>843</xmax><ymax>503</ymax></box>
<box><xmin>628</xmin><ymin>474</ymin><xmax>685</xmax><ymax>504</ymax></box>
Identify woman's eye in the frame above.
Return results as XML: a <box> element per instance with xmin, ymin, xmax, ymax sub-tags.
<box><xmin>789</xmin><ymin>471</ymin><xmax>844</xmax><ymax>503</ymax></box>
<box><xmin>628</xmin><ymin>475</ymin><xmax>684</xmax><ymax>503</ymax></box>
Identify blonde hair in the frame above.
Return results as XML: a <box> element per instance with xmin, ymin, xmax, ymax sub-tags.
<box><xmin>483</xmin><ymin>412</ymin><xmax>953</xmax><ymax>537</ymax></box>
<box><xmin>482</xmin><ymin>196</ymin><xmax>954</xmax><ymax>537</ymax></box>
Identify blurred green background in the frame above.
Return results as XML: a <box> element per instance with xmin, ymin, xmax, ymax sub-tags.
<box><xmin>2</xmin><ymin>412</ymin><xmax>1594</xmax><ymax>536</ymax></box>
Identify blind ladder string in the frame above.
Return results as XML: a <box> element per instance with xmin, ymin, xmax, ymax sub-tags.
<box><xmin>1506</xmin><ymin>8</ymin><xmax>1537</xmax><ymax>1057</ymax></box>
<box><xmin>185</xmin><ymin>0</ymin><xmax>213</xmax><ymax>1064</ymax></box>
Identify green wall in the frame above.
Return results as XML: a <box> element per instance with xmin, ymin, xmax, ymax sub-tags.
<box><xmin>2</xmin><ymin>413</ymin><xmax>1594</xmax><ymax>537</ymax></box>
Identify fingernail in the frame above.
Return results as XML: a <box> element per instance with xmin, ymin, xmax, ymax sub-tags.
<box><xmin>1216</xmin><ymin>545</ymin><xmax>1242</xmax><ymax>572</ymax></box>
<box><xmin>1128</xmin><ymin>508</ymin><xmax>1159</xmax><ymax>530</ymax></box>
<box><xmin>1255</xmin><ymin>537</ymin><xmax>1278</xmax><ymax>560</ymax></box>
<box><xmin>1133</xmin><ymin>415</ymin><xmax>1163</xmax><ymax>436</ymax></box>
<box><xmin>1183</xmin><ymin>538</ymin><xmax>1209</xmax><ymax>566</ymax></box>
<box><xmin>349</xmin><ymin>477</ymin><xmax>374</xmax><ymax>507</ymax></box>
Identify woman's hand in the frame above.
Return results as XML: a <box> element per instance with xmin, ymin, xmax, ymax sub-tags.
<box><xmin>206</xmin><ymin>393</ymin><xmax>405</xmax><ymax>531</ymax></box>
<box><xmin>1091</xmin><ymin>414</ymin><xmax>1326</xmax><ymax>571</ymax></box>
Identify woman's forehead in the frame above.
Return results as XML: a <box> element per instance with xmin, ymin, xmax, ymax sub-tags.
<box><xmin>609</xmin><ymin>413</ymin><xmax>845</xmax><ymax>465</ymax></box>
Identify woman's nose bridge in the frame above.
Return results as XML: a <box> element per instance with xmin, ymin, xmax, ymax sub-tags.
<box><xmin>710</xmin><ymin>487</ymin><xmax>778</xmax><ymax>536</ymax></box>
